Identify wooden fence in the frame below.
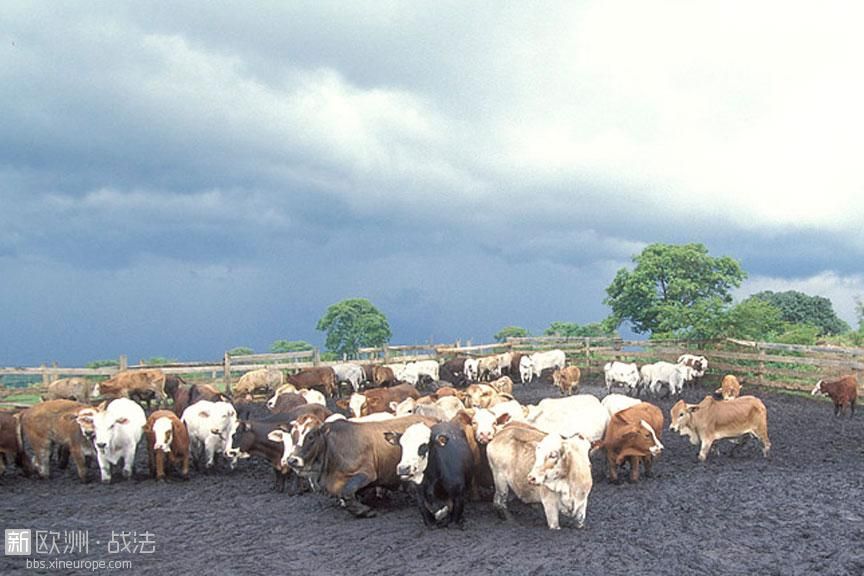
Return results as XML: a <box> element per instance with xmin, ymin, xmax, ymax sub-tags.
<box><xmin>3</xmin><ymin>336</ymin><xmax>862</xmax><ymax>406</ymax></box>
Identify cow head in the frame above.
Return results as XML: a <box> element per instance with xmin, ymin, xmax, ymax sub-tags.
<box><xmin>527</xmin><ymin>434</ymin><xmax>567</xmax><ymax>486</ymax></box>
<box><xmin>669</xmin><ymin>400</ymin><xmax>700</xmax><ymax>445</ymax></box>
<box><xmin>384</xmin><ymin>422</ymin><xmax>432</xmax><ymax>484</ymax></box>
<box><xmin>345</xmin><ymin>393</ymin><xmax>368</xmax><ymax>418</ymax></box>
<box><xmin>471</xmin><ymin>408</ymin><xmax>511</xmax><ymax>444</ymax></box>
<box><xmin>225</xmin><ymin>420</ymin><xmax>253</xmax><ymax>460</ymax></box>
<box><xmin>610</xmin><ymin>421</ymin><xmax>664</xmax><ymax>464</ymax></box>
<box><xmin>464</xmin><ymin>384</ymin><xmax>496</xmax><ymax>409</ymax></box>
<box><xmin>811</xmin><ymin>380</ymin><xmax>825</xmax><ymax>396</ymax></box>
<box><xmin>267</xmin><ymin>425</ymin><xmax>295</xmax><ymax>469</ymax></box>
<box><xmin>152</xmin><ymin>416</ymin><xmax>174</xmax><ymax>452</ymax></box>
<box><xmin>91</xmin><ymin>382</ymin><xmax>101</xmax><ymax>398</ymax></box>
<box><xmin>392</xmin><ymin>397</ymin><xmax>416</xmax><ymax>417</ymax></box>
<box><xmin>88</xmin><ymin>403</ymin><xmax>130</xmax><ymax>452</ymax></box>
<box><xmin>286</xmin><ymin>420</ymin><xmax>328</xmax><ymax>473</ymax></box>
<box><xmin>75</xmin><ymin>408</ymin><xmax>98</xmax><ymax>442</ymax></box>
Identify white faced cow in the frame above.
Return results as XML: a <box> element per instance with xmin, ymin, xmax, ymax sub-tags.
<box><xmin>76</xmin><ymin>398</ymin><xmax>146</xmax><ymax>483</ymax></box>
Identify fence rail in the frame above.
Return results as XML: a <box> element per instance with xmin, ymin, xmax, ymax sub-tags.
<box><xmin>3</xmin><ymin>336</ymin><xmax>863</xmax><ymax>405</ymax></box>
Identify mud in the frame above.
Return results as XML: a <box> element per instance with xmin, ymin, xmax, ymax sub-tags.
<box><xmin>3</xmin><ymin>377</ymin><xmax>864</xmax><ymax>576</ymax></box>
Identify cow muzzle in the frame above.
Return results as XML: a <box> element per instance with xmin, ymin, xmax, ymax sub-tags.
<box><xmin>287</xmin><ymin>455</ymin><xmax>304</xmax><ymax>469</ymax></box>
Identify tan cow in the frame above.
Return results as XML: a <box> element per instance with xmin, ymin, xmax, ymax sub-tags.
<box><xmin>93</xmin><ymin>369</ymin><xmax>167</xmax><ymax>410</ymax></box>
<box><xmin>0</xmin><ymin>410</ymin><xmax>29</xmax><ymax>475</ymax></box>
<box><xmin>337</xmin><ymin>383</ymin><xmax>420</xmax><ymax>418</ymax></box>
<box><xmin>19</xmin><ymin>400</ymin><xmax>95</xmax><ymax>481</ymax></box>
<box><xmin>42</xmin><ymin>377</ymin><xmax>93</xmax><ymax>403</ymax></box>
<box><xmin>487</xmin><ymin>426</ymin><xmax>593</xmax><ymax>529</ymax></box>
<box><xmin>489</xmin><ymin>376</ymin><xmax>514</xmax><ymax>395</ymax></box>
<box><xmin>716</xmin><ymin>375</ymin><xmax>742</xmax><ymax>400</ymax></box>
<box><xmin>552</xmin><ymin>366</ymin><xmax>581</xmax><ymax>396</ymax></box>
<box><xmin>234</xmin><ymin>368</ymin><xmax>285</xmax><ymax>398</ymax></box>
<box><xmin>670</xmin><ymin>395</ymin><xmax>770</xmax><ymax>462</ymax></box>
<box><xmin>462</xmin><ymin>384</ymin><xmax>500</xmax><ymax>409</ymax></box>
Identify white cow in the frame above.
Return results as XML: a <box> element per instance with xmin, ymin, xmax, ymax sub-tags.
<box><xmin>463</xmin><ymin>358</ymin><xmax>480</xmax><ymax>382</ymax></box>
<box><xmin>332</xmin><ymin>363</ymin><xmax>365</xmax><ymax>394</ymax></box>
<box><xmin>412</xmin><ymin>360</ymin><xmax>440</xmax><ymax>384</ymax></box>
<box><xmin>531</xmin><ymin>350</ymin><xmax>566</xmax><ymax>379</ymax></box>
<box><xmin>181</xmin><ymin>400</ymin><xmax>238</xmax><ymax>469</ymax></box>
<box><xmin>297</xmin><ymin>389</ymin><xmax>327</xmax><ymax>406</ymax></box>
<box><xmin>603</xmin><ymin>361</ymin><xmax>641</xmax><ymax>395</ymax></box>
<box><xmin>76</xmin><ymin>398</ymin><xmax>146</xmax><ymax>483</ymax></box>
<box><xmin>487</xmin><ymin>427</ymin><xmax>593</xmax><ymax>530</ymax></box>
<box><xmin>677</xmin><ymin>354</ymin><xmax>708</xmax><ymax>378</ymax></box>
<box><xmin>477</xmin><ymin>355</ymin><xmax>502</xmax><ymax>381</ymax></box>
<box><xmin>601</xmin><ymin>393</ymin><xmax>641</xmax><ymax>417</ymax></box>
<box><xmin>524</xmin><ymin>395</ymin><xmax>610</xmax><ymax>443</ymax></box>
<box><xmin>640</xmin><ymin>361</ymin><xmax>687</xmax><ymax>398</ymax></box>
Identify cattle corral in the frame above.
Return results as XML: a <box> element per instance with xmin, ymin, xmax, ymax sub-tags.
<box><xmin>3</xmin><ymin>374</ymin><xmax>864</xmax><ymax>576</ymax></box>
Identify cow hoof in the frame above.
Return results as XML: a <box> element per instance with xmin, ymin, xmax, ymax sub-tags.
<box><xmin>434</xmin><ymin>507</ymin><xmax>450</xmax><ymax>522</ymax></box>
<box><xmin>101</xmin><ymin>479</ymin><xmax>112</xmax><ymax>485</ymax></box>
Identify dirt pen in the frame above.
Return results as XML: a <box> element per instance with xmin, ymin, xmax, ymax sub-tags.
<box><xmin>3</xmin><ymin>373</ymin><xmax>863</xmax><ymax>576</ymax></box>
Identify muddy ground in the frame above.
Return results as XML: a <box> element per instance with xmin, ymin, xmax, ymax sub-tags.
<box><xmin>3</xmin><ymin>376</ymin><xmax>864</xmax><ymax>576</ymax></box>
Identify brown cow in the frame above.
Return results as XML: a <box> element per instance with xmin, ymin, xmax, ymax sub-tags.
<box><xmin>338</xmin><ymin>383</ymin><xmax>420</xmax><ymax>418</ymax></box>
<box><xmin>670</xmin><ymin>396</ymin><xmax>771</xmax><ymax>462</ymax></box>
<box><xmin>372</xmin><ymin>366</ymin><xmax>397</xmax><ymax>388</ymax></box>
<box><xmin>269</xmin><ymin>392</ymin><xmax>308</xmax><ymax>414</ymax></box>
<box><xmin>593</xmin><ymin>402</ymin><xmax>664</xmax><ymax>483</ymax></box>
<box><xmin>144</xmin><ymin>410</ymin><xmax>190</xmax><ymax>481</ymax></box>
<box><xmin>19</xmin><ymin>400</ymin><xmax>95</xmax><ymax>481</ymax></box>
<box><xmin>42</xmin><ymin>377</ymin><xmax>93</xmax><ymax>403</ymax></box>
<box><xmin>552</xmin><ymin>367</ymin><xmax>581</xmax><ymax>396</ymax></box>
<box><xmin>716</xmin><ymin>375</ymin><xmax>742</xmax><ymax>400</ymax></box>
<box><xmin>171</xmin><ymin>383</ymin><xmax>229</xmax><ymax>417</ymax></box>
<box><xmin>285</xmin><ymin>415</ymin><xmax>436</xmax><ymax>517</ymax></box>
<box><xmin>94</xmin><ymin>369</ymin><xmax>167</xmax><ymax>410</ymax></box>
<box><xmin>234</xmin><ymin>368</ymin><xmax>285</xmax><ymax>398</ymax></box>
<box><xmin>0</xmin><ymin>410</ymin><xmax>29</xmax><ymax>476</ymax></box>
<box><xmin>286</xmin><ymin>367</ymin><xmax>338</xmax><ymax>398</ymax></box>
<box><xmin>811</xmin><ymin>375</ymin><xmax>858</xmax><ymax>417</ymax></box>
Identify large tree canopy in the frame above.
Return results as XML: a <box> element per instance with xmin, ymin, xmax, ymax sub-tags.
<box><xmin>269</xmin><ymin>340</ymin><xmax>313</xmax><ymax>354</ymax></box>
<box><xmin>316</xmin><ymin>298</ymin><xmax>391</xmax><ymax>358</ymax></box>
<box><xmin>746</xmin><ymin>290</ymin><xmax>850</xmax><ymax>335</ymax></box>
<box><xmin>605</xmin><ymin>243</ymin><xmax>746</xmax><ymax>335</ymax></box>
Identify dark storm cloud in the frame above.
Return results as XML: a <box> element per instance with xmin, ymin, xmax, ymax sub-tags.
<box><xmin>2</xmin><ymin>2</ymin><xmax>863</xmax><ymax>364</ymax></box>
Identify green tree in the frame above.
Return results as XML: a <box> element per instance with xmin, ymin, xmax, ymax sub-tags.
<box><xmin>605</xmin><ymin>243</ymin><xmax>746</xmax><ymax>335</ymax></box>
<box><xmin>544</xmin><ymin>321</ymin><xmax>615</xmax><ymax>338</ymax></box>
<box><xmin>493</xmin><ymin>326</ymin><xmax>530</xmax><ymax>342</ymax></box>
<box><xmin>269</xmin><ymin>340</ymin><xmax>314</xmax><ymax>353</ymax></box>
<box><xmin>747</xmin><ymin>290</ymin><xmax>850</xmax><ymax>335</ymax></box>
<box><xmin>227</xmin><ymin>346</ymin><xmax>254</xmax><ymax>356</ymax></box>
<box><xmin>316</xmin><ymin>298</ymin><xmax>391</xmax><ymax>358</ymax></box>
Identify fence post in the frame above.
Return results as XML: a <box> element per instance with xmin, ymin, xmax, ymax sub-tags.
<box><xmin>757</xmin><ymin>343</ymin><xmax>765</xmax><ymax>387</ymax></box>
<box><xmin>223</xmin><ymin>352</ymin><xmax>232</xmax><ymax>394</ymax></box>
<box><xmin>383</xmin><ymin>346</ymin><xmax>391</xmax><ymax>362</ymax></box>
<box><xmin>585</xmin><ymin>337</ymin><xmax>592</xmax><ymax>373</ymax></box>
<box><xmin>313</xmin><ymin>348</ymin><xmax>321</xmax><ymax>367</ymax></box>
<box><xmin>119</xmin><ymin>355</ymin><xmax>128</xmax><ymax>371</ymax></box>
<box><xmin>41</xmin><ymin>364</ymin><xmax>50</xmax><ymax>387</ymax></box>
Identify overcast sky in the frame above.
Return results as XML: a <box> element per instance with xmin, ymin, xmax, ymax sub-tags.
<box><xmin>3</xmin><ymin>2</ymin><xmax>864</xmax><ymax>365</ymax></box>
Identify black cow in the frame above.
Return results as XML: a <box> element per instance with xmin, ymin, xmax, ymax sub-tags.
<box><xmin>385</xmin><ymin>420</ymin><xmax>474</xmax><ymax>529</ymax></box>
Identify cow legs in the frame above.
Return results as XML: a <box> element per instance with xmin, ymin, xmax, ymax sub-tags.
<box><xmin>572</xmin><ymin>497</ymin><xmax>588</xmax><ymax>529</ymax></box>
<box><xmin>606</xmin><ymin>452</ymin><xmax>620</xmax><ymax>484</ymax></box>
<box><xmin>491</xmin><ymin>472</ymin><xmax>512</xmax><ymax>521</ymax></box>
<box><xmin>851</xmin><ymin>399</ymin><xmax>856</xmax><ymax>417</ymax></box>
<box><xmin>540</xmin><ymin>494</ymin><xmax>561</xmax><ymax>530</ymax></box>
<box><xmin>451</xmin><ymin>493</ymin><xmax>466</xmax><ymax>530</ymax></box>
<box><xmin>698</xmin><ymin>437</ymin><xmax>715</xmax><ymax>462</ymax></box>
<box><xmin>70</xmin><ymin>445</ymin><xmax>89</xmax><ymax>483</ymax></box>
<box><xmin>628</xmin><ymin>456</ymin><xmax>641</xmax><ymax>483</ymax></box>
<box><xmin>644</xmin><ymin>455</ymin><xmax>655</xmax><ymax>478</ymax></box>
<box><xmin>340</xmin><ymin>474</ymin><xmax>376</xmax><ymax>518</ymax></box>
<box><xmin>96</xmin><ymin>451</ymin><xmax>112</xmax><ymax>483</ymax></box>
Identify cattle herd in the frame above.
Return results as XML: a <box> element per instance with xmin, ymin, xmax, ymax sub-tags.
<box><xmin>0</xmin><ymin>350</ymin><xmax>859</xmax><ymax>535</ymax></box>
